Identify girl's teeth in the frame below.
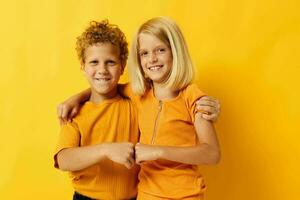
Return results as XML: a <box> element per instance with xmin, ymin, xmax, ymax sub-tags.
<box><xmin>149</xmin><ymin>66</ymin><xmax>162</xmax><ymax>71</ymax></box>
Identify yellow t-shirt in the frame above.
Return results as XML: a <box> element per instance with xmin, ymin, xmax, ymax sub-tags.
<box><xmin>120</xmin><ymin>83</ymin><xmax>206</xmax><ymax>200</ymax></box>
<box><xmin>54</xmin><ymin>94</ymin><xmax>139</xmax><ymax>200</ymax></box>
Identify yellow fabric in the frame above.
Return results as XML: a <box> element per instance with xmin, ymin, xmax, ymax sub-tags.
<box><xmin>54</xmin><ymin>94</ymin><xmax>139</xmax><ymax>200</ymax></box>
<box><xmin>121</xmin><ymin>83</ymin><xmax>207</xmax><ymax>199</ymax></box>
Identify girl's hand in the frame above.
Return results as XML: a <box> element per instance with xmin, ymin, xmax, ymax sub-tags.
<box><xmin>104</xmin><ymin>142</ymin><xmax>135</xmax><ymax>169</ymax></box>
<box><xmin>135</xmin><ymin>143</ymin><xmax>163</xmax><ymax>164</ymax></box>
<box><xmin>196</xmin><ymin>96</ymin><xmax>220</xmax><ymax>121</ymax></box>
<box><xmin>57</xmin><ymin>98</ymin><xmax>80</xmax><ymax>125</ymax></box>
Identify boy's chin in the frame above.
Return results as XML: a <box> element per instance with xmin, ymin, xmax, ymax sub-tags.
<box><xmin>92</xmin><ymin>86</ymin><xmax>118</xmax><ymax>97</ymax></box>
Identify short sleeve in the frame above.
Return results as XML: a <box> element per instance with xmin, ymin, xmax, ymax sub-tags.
<box><xmin>183</xmin><ymin>84</ymin><xmax>206</xmax><ymax>123</ymax></box>
<box><xmin>53</xmin><ymin>122</ymin><xmax>80</xmax><ymax>168</ymax></box>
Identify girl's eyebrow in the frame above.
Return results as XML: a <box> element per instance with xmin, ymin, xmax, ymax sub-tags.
<box><xmin>155</xmin><ymin>44</ymin><xmax>168</xmax><ymax>48</ymax></box>
<box><xmin>139</xmin><ymin>44</ymin><xmax>167</xmax><ymax>51</ymax></box>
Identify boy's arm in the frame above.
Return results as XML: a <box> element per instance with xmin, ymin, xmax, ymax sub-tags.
<box><xmin>56</xmin><ymin>144</ymin><xmax>105</xmax><ymax>171</ymax></box>
<box><xmin>135</xmin><ymin>113</ymin><xmax>220</xmax><ymax>165</ymax></box>
<box><xmin>196</xmin><ymin>96</ymin><xmax>220</xmax><ymax>121</ymax></box>
<box><xmin>57</xmin><ymin>88</ymin><xmax>91</xmax><ymax>125</ymax></box>
<box><xmin>56</xmin><ymin>142</ymin><xmax>135</xmax><ymax>171</ymax></box>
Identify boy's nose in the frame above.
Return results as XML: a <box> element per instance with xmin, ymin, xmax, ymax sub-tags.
<box><xmin>97</xmin><ymin>64</ymin><xmax>108</xmax><ymax>74</ymax></box>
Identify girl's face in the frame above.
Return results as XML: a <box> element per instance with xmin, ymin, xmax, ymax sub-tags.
<box><xmin>138</xmin><ymin>33</ymin><xmax>173</xmax><ymax>85</ymax></box>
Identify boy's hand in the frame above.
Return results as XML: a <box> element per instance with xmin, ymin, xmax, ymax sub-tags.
<box><xmin>57</xmin><ymin>99</ymin><xmax>80</xmax><ymax>125</ymax></box>
<box><xmin>196</xmin><ymin>96</ymin><xmax>220</xmax><ymax>122</ymax></box>
<box><xmin>104</xmin><ymin>142</ymin><xmax>135</xmax><ymax>169</ymax></box>
<box><xmin>135</xmin><ymin>143</ymin><xmax>162</xmax><ymax>164</ymax></box>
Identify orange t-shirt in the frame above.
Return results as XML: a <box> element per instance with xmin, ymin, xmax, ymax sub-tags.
<box><xmin>120</xmin><ymin>83</ymin><xmax>206</xmax><ymax>200</ymax></box>
<box><xmin>54</xmin><ymin>94</ymin><xmax>139</xmax><ymax>199</ymax></box>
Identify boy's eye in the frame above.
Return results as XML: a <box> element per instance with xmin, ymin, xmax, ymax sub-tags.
<box><xmin>106</xmin><ymin>60</ymin><xmax>116</xmax><ymax>66</ymax></box>
<box><xmin>89</xmin><ymin>60</ymin><xmax>98</xmax><ymax>65</ymax></box>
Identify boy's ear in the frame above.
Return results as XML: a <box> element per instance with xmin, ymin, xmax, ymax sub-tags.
<box><xmin>80</xmin><ymin>61</ymin><xmax>85</xmax><ymax>70</ymax></box>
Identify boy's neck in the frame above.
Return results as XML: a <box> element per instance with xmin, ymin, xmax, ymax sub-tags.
<box><xmin>89</xmin><ymin>87</ymin><xmax>118</xmax><ymax>104</ymax></box>
<box><xmin>152</xmin><ymin>83</ymin><xmax>179</xmax><ymax>101</ymax></box>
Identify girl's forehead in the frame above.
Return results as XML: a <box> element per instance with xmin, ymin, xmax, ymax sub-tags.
<box><xmin>139</xmin><ymin>32</ymin><xmax>158</xmax><ymax>40</ymax></box>
<box><xmin>138</xmin><ymin>33</ymin><xmax>167</xmax><ymax>46</ymax></box>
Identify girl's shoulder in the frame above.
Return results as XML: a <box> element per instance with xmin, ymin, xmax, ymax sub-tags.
<box><xmin>180</xmin><ymin>84</ymin><xmax>206</xmax><ymax>122</ymax></box>
<box><xmin>181</xmin><ymin>83</ymin><xmax>206</xmax><ymax>100</ymax></box>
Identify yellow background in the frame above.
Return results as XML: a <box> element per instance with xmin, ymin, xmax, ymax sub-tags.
<box><xmin>0</xmin><ymin>0</ymin><xmax>299</xmax><ymax>199</ymax></box>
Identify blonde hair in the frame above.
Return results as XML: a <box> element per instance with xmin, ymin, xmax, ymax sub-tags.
<box><xmin>76</xmin><ymin>20</ymin><xmax>128</xmax><ymax>65</ymax></box>
<box><xmin>128</xmin><ymin>17</ymin><xmax>194</xmax><ymax>95</ymax></box>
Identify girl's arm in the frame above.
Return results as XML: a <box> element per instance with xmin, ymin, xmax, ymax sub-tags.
<box><xmin>57</xmin><ymin>88</ymin><xmax>91</xmax><ymax>125</ymax></box>
<box><xmin>56</xmin><ymin>142</ymin><xmax>135</xmax><ymax>171</ymax></box>
<box><xmin>135</xmin><ymin>113</ymin><xmax>220</xmax><ymax>165</ymax></box>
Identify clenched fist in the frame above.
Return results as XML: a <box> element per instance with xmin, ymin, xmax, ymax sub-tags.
<box><xmin>135</xmin><ymin>143</ymin><xmax>163</xmax><ymax>164</ymax></box>
<box><xmin>103</xmin><ymin>142</ymin><xmax>135</xmax><ymax>169</ymax></box>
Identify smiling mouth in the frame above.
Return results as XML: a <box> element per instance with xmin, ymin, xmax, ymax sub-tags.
<box><xmin>148</xmin><ymin>65</ymin><xmax>163</xmax><ymax>71</ymax></box>
<box><xmin>94</xmin><ymin>78</ymin><xmax>111</xmax><ymax>83</ymax></box>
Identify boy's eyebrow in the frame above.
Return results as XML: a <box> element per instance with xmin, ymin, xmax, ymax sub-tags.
<box><xmin>105</xmin><ymin>59</ymin><xmax>116</xmax><ymax>62</ymax></box>
<box><xmin>88</xmin><ymin>59</ymin><xmax>98</xmax><ymax>63</ymax></box>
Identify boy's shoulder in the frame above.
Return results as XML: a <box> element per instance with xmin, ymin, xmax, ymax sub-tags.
<box><xmin>73</xmin><ymin>93</ymin><xmax>134</xmax><ymax>120</ymax></box>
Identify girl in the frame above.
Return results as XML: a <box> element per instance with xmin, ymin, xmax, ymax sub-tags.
<box><xmin>127</xmin><ymin>17</ymin><xmax>220</xmax><ymax>200</ymax></box>
<box><xmin>57</xmin><ymin>17</ymin><xmax>220</xmax><ymax>200</ymax></box>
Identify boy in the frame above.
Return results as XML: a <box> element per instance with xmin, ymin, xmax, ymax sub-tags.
<box><xmin>54</xmin><ymin>20</ymin><xmax>139</xmax><ymax>200</ymax></box>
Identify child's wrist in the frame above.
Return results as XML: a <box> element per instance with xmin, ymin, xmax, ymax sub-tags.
<box><xmin>98</xmin><ymin>143</ymin><xmax>109</xmax><ymax>160</ymax></box>
<box><xmin>156</xmin><ymin>147</ymin><xmax>164</xmax><ymax>159</ymax></box>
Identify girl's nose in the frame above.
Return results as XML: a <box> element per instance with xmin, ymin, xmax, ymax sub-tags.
<box><xmin>149</xmin><ymin>53</ymin><xmax>158</xmax><ymax>63</ymax></box>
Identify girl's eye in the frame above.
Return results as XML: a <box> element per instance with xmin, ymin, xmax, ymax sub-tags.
<box><xmin>140</xmin><ymin>51</ymin><xmax>148</xmax><ymax>57</ymax></box>
<box><xmin>157</xmin><ymin>48</ymin><xmax>166</xmax><ymax>53</ymax></box>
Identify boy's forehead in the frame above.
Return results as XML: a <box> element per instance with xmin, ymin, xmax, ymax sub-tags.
<box><xmin>84</xmin><ymin>43</ymin><xmax>121</xmax><ymax>57</ymax></box>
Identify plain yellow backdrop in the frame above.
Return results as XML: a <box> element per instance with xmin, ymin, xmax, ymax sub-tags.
<box><xmin>0</xmin><ymin>0</ymin><xmax>299</xmax><ymax>199</ymax></box>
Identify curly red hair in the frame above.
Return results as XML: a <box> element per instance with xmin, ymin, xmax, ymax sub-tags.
<box><xmin>76</xmin><ymin>20</ymin><xmax>128</xmax><ymax>65</ymax></box>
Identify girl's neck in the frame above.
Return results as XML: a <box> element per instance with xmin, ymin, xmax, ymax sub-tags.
<box><xmin>152</xmin><ymin>82</ymin><xmax>179</xmax><ymax>101</ymax></box>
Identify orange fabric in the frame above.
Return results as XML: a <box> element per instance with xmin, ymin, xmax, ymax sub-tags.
<box><xmin>137</xmin><ymin>191</ymin><xmax>204</xmax><ymax>200</ymax></box>
<box><xmin>54</xmin><ymin>94</ymin><xmax>139</xmax><ymax>200</ymax></box>
<box><xmin>121</xmin><ymin>83</ymin><xmax>207</xmax><ymax>199</ymax></box>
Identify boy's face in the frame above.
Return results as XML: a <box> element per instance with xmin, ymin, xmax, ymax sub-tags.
<box><xmin>82</xmin><ymin>43</ymin><xmax>124</xmax><ymax>99</ymax></box>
